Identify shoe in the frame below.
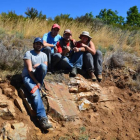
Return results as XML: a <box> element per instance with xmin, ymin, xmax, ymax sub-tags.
<box><xmin>88</xmin><ymin>71</ymin><xmax>96</xmax><ymax>81</ymax></box>
<box><xmin>97</xmin><ymin>74</ymin><xmax>102</xmax><ymax>80</ymax></box>
<box><xmin>39</xmin><ymin>117</ymin><xmax>53</xmax><ymax>130</ymax></box>
<box><xmin>70</xmin><ymin>67</ymin><xmax>77</xmax><ymax>77</ymax></box>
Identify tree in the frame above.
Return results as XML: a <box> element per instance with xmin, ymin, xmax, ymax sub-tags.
<box><xmin>126</xmin><ymin>6</ymin><xmax>140</xmax><ymax>27</ymax></box>
<box><xmin>96</xmin><ymin>9</ymin><xmax>124</xmax><ymax>25</ymax></box>
<box><xmin>75</xmin><ymin>12</ymin><xmax>94</xmax><ymax>23</ymax></box>
<box><xmin>25</xmin><ymin>7</ymin><xmax>46</xmax><ymax>20</ymax></box>
<box><xmin>54</xmin><ymin>14</ymin><xmax>73</xmax><ymax>24</ymax></box>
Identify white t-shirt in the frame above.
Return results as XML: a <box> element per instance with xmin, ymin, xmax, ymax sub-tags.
<box><xmin>22</xmin><ymin>50</ymin><xmax>47</xmax><ymax>77</ymax></box>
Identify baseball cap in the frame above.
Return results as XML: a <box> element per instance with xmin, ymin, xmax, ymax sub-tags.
<box><xmin>52</xmin><ymin>23</ymin><xmax>60</xmax><ymax>29</ymax></box>
<box><xmin>64</xmin><ymin>29</ymin><xmax>72</xmax><ymax>35</ymax></box>
<box><xmin>33</xmin><ymin>37</ymin><xmax>43</xmax><ymax>44</ymax></box>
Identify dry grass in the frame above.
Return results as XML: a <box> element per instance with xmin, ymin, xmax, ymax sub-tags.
<box><xmin>0</xmin><ymin>18</ymin><xmax>140</xmax><ymax>55</ymax></box>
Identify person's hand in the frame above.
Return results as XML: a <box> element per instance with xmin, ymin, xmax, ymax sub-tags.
<box><xmin>73</xmin><ymin>47</ymin><xmax>79</xmax><ymax>52</ymax></box>
<box><xmin>33</xmin><ymin>64</ymin><xmax>40</xmax><ymax>69</ymax></box>
<box><xmin>66</xmin><ymin>46</ymin><xmax>71</xmax><ymax>52</ymax></box>
<box><xmin>54</xmin><ymin>46</ymin><xmax>58</xmax><ymax>52</ymax></box>
<box><xmin>37</xmin><ymin>83</ymin><xmax>41</xmax><ymax>89</ymax></box>
<box><xmin>81</xmin><ymin>43</ymin><xmax>87</xmax><ymax>48</ymax></box>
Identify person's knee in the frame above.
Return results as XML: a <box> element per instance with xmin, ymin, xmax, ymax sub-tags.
<box><xmin>96</xmin><ymin>50</ymin><xmax>102</xmax><ymax>57</ymax></box>
<box><xmin>85</xmin><ymin>52</ymin><xmax>92</xmax><ymax>57</ymax></box>
<box><xmin>53</xmin><ymin>53</ymin><xmax>61</xmax><ymax>59</ymax></box>
<box><xmin>40</xmin><ymin>63</ymin><xmax>47</xmax><ymax>72</ymax></box>
<box><xmin>43</xmin><ymin>47</ymin><xmax>51</xmax><ymax>53</ymax></box>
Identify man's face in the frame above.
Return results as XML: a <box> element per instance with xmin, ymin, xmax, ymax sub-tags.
<box><xmin>51</xmin><ymin>28</ymin><xmax>59</xmax><ymax>37</ymax></box>
<box><xmin>63</xmin><ymin>33</ymin><xmax>71</xmax><ymax>41</ymax></box>
<box><xmin>33</xmin><ymin>42</ymin><xmax>43</xmax><ymax>52</ymax></box>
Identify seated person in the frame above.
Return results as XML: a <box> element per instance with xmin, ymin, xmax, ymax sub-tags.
<box><xmin>79</xmin><ymin>31</ymin><xmax>103</xmax><ymax>81</ymax></box>
<box><xmin>42</xmin><ymin>23</ymin><xmax>62</xmax><ymax>71</ymax></box>
<box><xmin>22</xmin><ymin>37</ymin><xmax>52</xmax><ymax>130</ymax></box>
<box><xmin>52</xmin><ymin>29</ymin><xmax>85</xmax><ymax>76</ymax></box>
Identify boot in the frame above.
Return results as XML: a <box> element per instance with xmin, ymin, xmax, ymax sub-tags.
<box><xmin>88</xmin><ymin>71</ymin><xmax>96</xmax><ymax>81</ymax></box>
<box><xmin>39</xmin><ymin>117</ymin><xmax>53</xmax><ymax>130</ymax></box>
<box><xmin>70</xmin><ymin>67</ymin><xmax>77</xmax><ymax>77</ymax></box>
<box><xmin>97</xmin><ymin>74</ymin><xmax>102</xmax><ymax>80</ymax></box>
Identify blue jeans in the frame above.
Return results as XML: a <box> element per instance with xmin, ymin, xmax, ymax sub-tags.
<box><xmin>23</xmin><ymin>64</ymin><xmax>47</xmax><ymax>119</ymax></box>
<box><xmin>69</xmin><ymin>52</ymin><xmax>83</xmax><ymax>69</ymax></box>
<box><xmin>54</xmin><ymin>52</ymin><xmax>83</xmax><ymax>70</ymax></box>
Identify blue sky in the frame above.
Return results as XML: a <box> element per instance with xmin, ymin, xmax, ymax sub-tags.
<box><xmin>0</xmin><ymin>0</ymin><xmax>140</xmax><ymax>19</ymax></box>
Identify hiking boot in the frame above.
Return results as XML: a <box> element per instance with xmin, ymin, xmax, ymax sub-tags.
<box><xmin>39</xmin><ymin>117</ymin><xmax>53</xmax><ymax>130</ymax></box>
<box><xmin>70</xmin><ymin>67</ymin><xmax>77</xmax><ymax>77</ymax></box>
<box><xmin>88</xmin><ymin>71</ymin><xmax>96</xmax><ymax>81</ymax></box>
<box><xmin>97</xmin><ymin>74</ymin><xmax>102</xmax><ymax>80</ymax></box>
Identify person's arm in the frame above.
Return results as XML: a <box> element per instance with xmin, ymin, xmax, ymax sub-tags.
<box><xmin>81</xmin><ymin>41</ymin><xmax>96</xmax><ymax>55</ymax></box>
<box><xmin>62</xmin><ymin>46</ymin><xmax>71</xmax><ymax>56</ymax></box>
<box><xmin>43</xmin><ymin>33</ymin><xmax>55</xmax><ymax>48</ymax></box>
<box><xmin>43</xmin><ymin>40</ymin><xmax>55</xmax><ymax>48</ymax></box>
<box><xmin>73</xmin><ymin>47</ymin><xmax>85</xmax><ymax>52</ymax></box>
<box><xmin>24</xmin><ymin>59</ymin><xmax>41</xmax><ymax>88</ymax></box>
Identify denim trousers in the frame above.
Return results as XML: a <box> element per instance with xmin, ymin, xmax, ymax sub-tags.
<box><xmin>51</xmin><ymin>52</ymin><xmax>83</xmax><ymax>70</ymax></box>
<box><xmin>23</xmin><ymin>64</ymin><xmax>47</xmax><ymax>119</ymax></box>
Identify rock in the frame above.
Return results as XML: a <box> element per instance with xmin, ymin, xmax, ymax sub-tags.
<box><xmin>0</xmin><ymin>83</ymin><xmax>9</xmax><ymax>89</ymax></box>
<box><xmin>78</xmin><ymin>82</ymin><xmax>91</xmax><ymax>92</ymax></box>
<box><xmin>14</xmin><ymin>98</ymin><xmax>27</xmax><ymax>113</ymax></box>
<box><xmin>69</xmin><ymin>87</ymin><xmax>78</xmax><ymax>93</ymax></box>
<box><xmin>0</xmin><ymin>122</ymin><xmax>29</xmax><ymax>140</ymax></box>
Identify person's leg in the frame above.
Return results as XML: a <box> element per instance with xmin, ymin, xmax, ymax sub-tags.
<box><xmin>23</xmin><ymin>76</ymin><xmax>47</xmax><ymax>119</ymax></box>
<box><xmin>42</xmin><ymin>47</ymin><xmax>51</xmax><ymax>71</ymax></box>
<box><xmin>51</xmin><ymin>53</ymin><xmax>62</xmax><ymax>70</ymax></box>
<box><xmin>83</xmin><ymin>52</ymin><xmax>96</xmax><ymax>81</ymax></box>
<box><xmin>23</xmin><ymin>72</ymin><xmax>52</xmax><ymax>130</ymax></box>
<box><xmin>34</xmin><ymin>63</ymin><xmax>47</xmax><ymax>85</ymax></box>
<box><xmin>69</xmin><ymin>52</ymin><xmax>83</xmax><ymax>77</ymax></box>
<box><xmin>70</xmin><ymin>52</ymin><xmax>83</xmax><ymax>69</ymax></box>
<box><xmin>58</xmin><ymin>56</ymin><xmax>73</xmax><ymax>70</ymax></box>
<box><xmin>94</xmin><ymin>50</ymin><xmax>103</xmax><ymax>79</ymax></box>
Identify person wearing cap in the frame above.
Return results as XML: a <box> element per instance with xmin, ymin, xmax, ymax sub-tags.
<box><xmin>78</xmin><ymin>31</ymin><xmax>103</xmax><ymax>81</ymax></box>
<box><xmin>22</xmin><ymin>37</ymin><xmax>52</xmax><ymax>130</ymax></box>
<box><xmin>42</xmin><ymin>23</ymin><xmax>62</xmax><ymax>71</ymax></box>
<box><xmin>53</xmin><ymin>29</ymin><xmax>84</xmax><ymax>76</ymax></box>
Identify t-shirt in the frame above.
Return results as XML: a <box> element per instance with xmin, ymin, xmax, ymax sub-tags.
<box><xmin>43</xmin><ymin>32</ymin><xmax>62</xmax><ymax>53</ymax></box>
<box><xmin>22</xmin><ymin>50</ymin><xmax>47</xmax><ymax>77</ymax></box>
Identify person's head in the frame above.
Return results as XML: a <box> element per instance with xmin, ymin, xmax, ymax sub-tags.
<box><xmin>63</xmin><ymin>29</ymin><xmax>72</xmax><ymax>41</ymax></box>
<box><xmin>51</xmin><ymin>23</ymin><xmax>60</xmax><ymax>37</ymax></box>
<box><xmin>79</xmin><ymin>31</ymin><xmax>92</xmax><ymax>43</ymax></box>
<box><xmin>33</xmin><ymin>37</ymin><xmax>43</xmax><ymax>52</ymax></box>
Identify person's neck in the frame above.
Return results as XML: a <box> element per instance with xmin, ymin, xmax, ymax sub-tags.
<box><xmin>51</xmin><ymin>32</ymin><xmax>55</xmax><ymax>38</ymax></box>
<box><xmin>34</xmin><ymin>50</ymin><xmax>40</xmax><ymax>54</ymax></box>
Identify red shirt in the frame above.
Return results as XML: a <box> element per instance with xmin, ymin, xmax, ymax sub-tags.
<box><xmin>56</xmin><ymin>41</ymin><xmax>70</xmax><ymax>53</ymax></box>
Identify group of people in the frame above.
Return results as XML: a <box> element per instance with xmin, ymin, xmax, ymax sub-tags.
<box><xmin>22</xmin><ymin>23</ymin><xmax>103</xmax><ymax>130</ymax></box>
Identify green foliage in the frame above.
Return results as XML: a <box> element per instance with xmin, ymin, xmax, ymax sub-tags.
<box><xmin>75</xmin><ymin>12</ymin><xmax>94</xmax><ymax>23</ymax></box>
<box><xmin>96</xmin><ymin>9</ymin><xmax>125</xmax><ymax>25</ymax></box>
<box><xmin>126</xmin><ymin>6</ymin><xmax>140</xmax><ymax>27</ymax></box>
<box><xmin>98</xmin><ymin>45</ymin><xmax>107</xmax><ymax>55</ymax></box>
<box><xmin>54</xmin><ymin>14</ymin><xmax>73</xmax><ymax>24</ymax></box>
<box><xmin>25</xmin><ymin>7</ymin><xmax>46</xmax><ymax>20</ymax></box>
<box><xmin>1</xmin><ymin>11</ymin><xmax>24</xmax><ymax>22</ymax></box>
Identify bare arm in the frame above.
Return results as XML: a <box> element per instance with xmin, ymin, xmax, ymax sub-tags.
<box><xmin>43</xmin><ymin>40</ymin><xmax>54</xmax><ymax>48</ymax></box>
<box><xmin>24</xmin><ymin>59</ymin><xmax>40</xmax><ymax>88</ymax></box>
<box><xmin>82</xmin><ymin>41</ymin><xmax>96</xmax><ymax>55</ymax></box>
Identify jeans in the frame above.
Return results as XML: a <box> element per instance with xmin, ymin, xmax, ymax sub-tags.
<box><xmin>51</xmin><ymin>52</ymin><xmax>83</xmax><ymax>70</ymax></box>
<box><xmin>23</xmin><ymin>64</ymin><xmax>47</xmax><ymax>119</ymax></box>
<box><xmin>83</xmin><ymin>50</ymin><xmax>102</xmax><ymax>75</ymax></box>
